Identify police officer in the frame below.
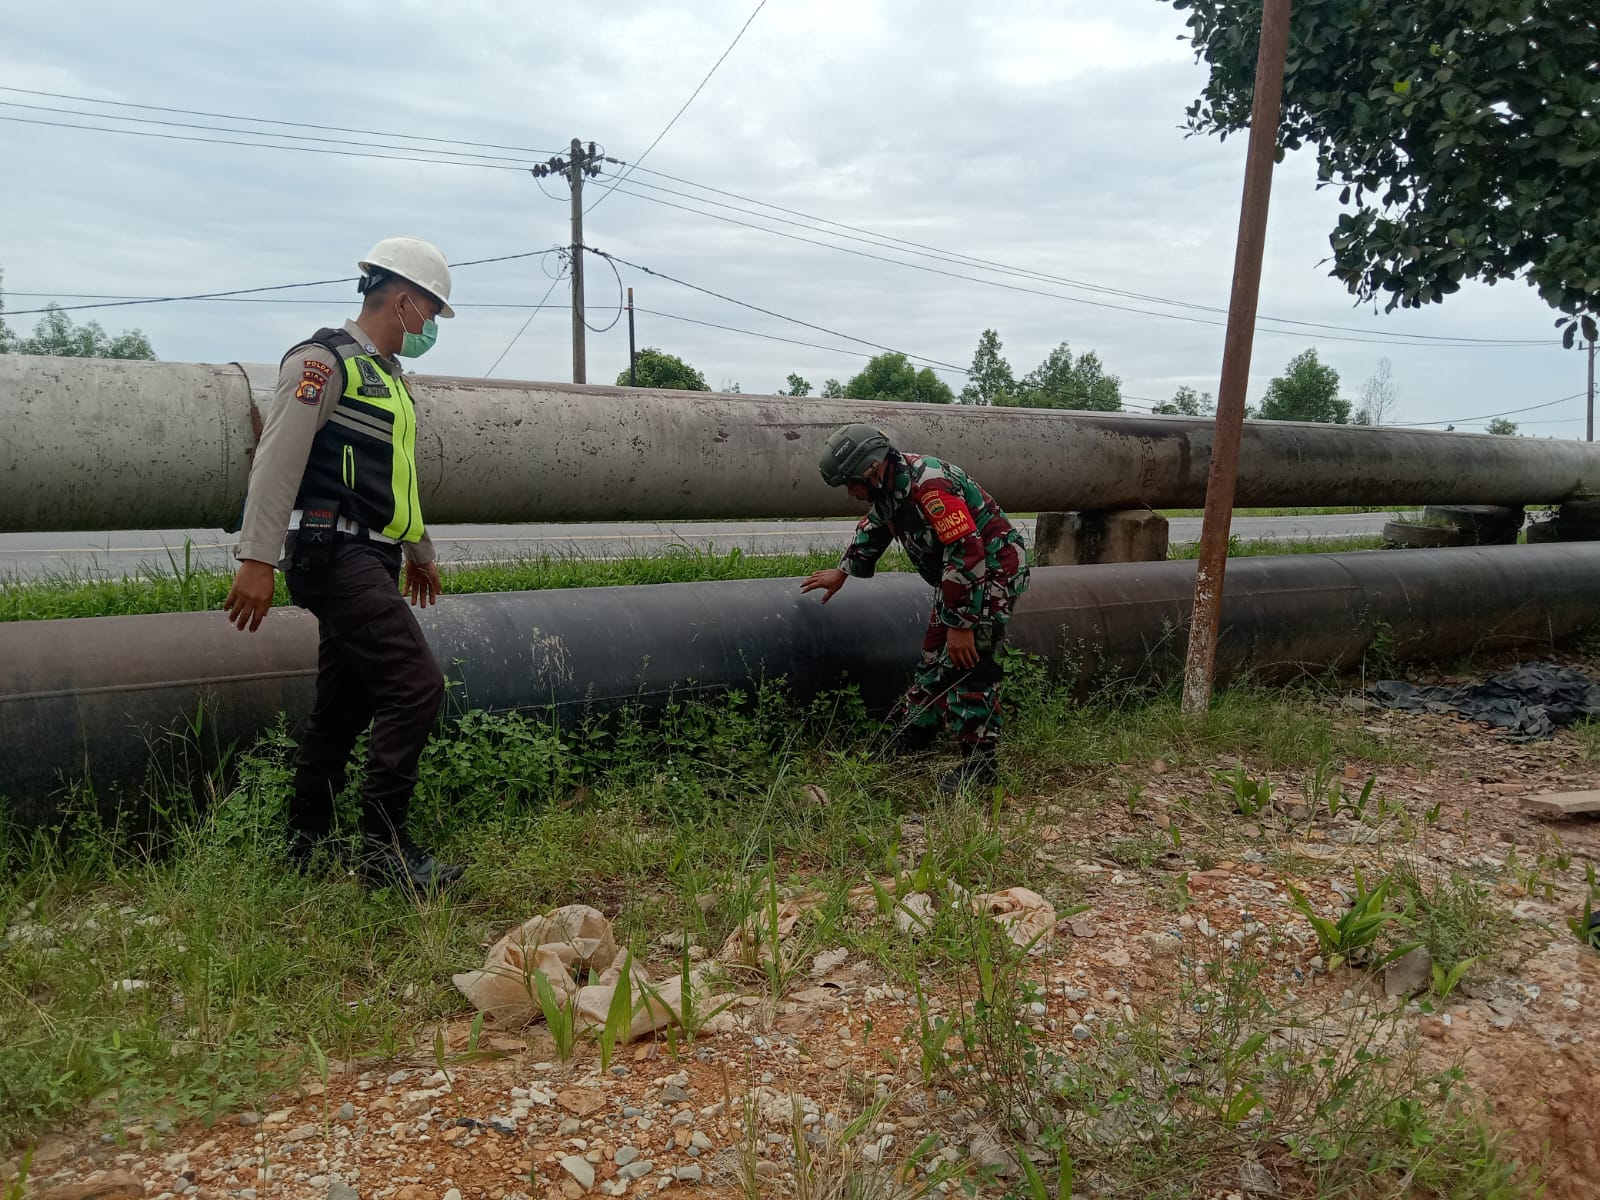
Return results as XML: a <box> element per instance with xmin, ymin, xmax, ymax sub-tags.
<box><xmin>223</xmin><ymin>236</ymin><xmax>462</xmax><ymax>891</ymax></box>
<box><xmin>802</xmin><ymin>424</ymin><xmax>1029</xmax><ymax>792</ymax></box>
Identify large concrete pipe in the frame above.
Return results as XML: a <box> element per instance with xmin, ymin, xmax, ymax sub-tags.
<box><xmin>5</xmin><ymin>354</ymin><xmax>1600</xmax><ymax>532</ymax></box>
<box><xmin>3</xmin><ymin>544</ymin><xmax>1597</xmax><ymax>825</ymax></box>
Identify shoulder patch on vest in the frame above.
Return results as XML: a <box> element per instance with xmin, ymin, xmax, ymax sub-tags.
<box><xmin>294</xmin><ymin>377</ymin><xmax>324</xmax><ymax>405</ymax></box>
<box><xmin>917</xmin><ymin>487</ymin><xmax>977</xmax><ymax>544</ymax></box>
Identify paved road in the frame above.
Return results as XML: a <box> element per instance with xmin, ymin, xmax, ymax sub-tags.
<box><xmin>0</xmin><ymin>514</ymin><xmax>1398</xmax><ymax>581</ymax></box>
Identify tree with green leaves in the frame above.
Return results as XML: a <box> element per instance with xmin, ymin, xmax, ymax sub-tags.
<box><xmin>958</xmin><ymin>328</ymin><xmax>1014</xmax><ymax>406</ymax></box>
<box><xmin>820</xmin><ymin>378</ymin><xmax>845</xmax><ymax>398</ymax></box>
<box><xmin>999</xmin><ymin>342</ymin><xmax>1122</xmax><ymax>411</ymax></box>
<box><xmin>1257</xmin><ymin>349</ymin><xmax>1349</xmax><ymax>423</ymax></box>
<box><xmin>1485</xmin><ymin>417</ymin><xmax>1519</xmax><ymax>436</ymax></box>
<box><xmin>0</xmin><ymin>293</ymin><xmax>156</xmax><ymax>360</ymax></box>
<box><xmin>1153</xmin><ymin>384</ymin><xmax>1215</xmax><ymax>416</ymax></box>
<box><xmin>843</xmin><ymin>353</ymin><xmax>954</xmax><ymax>404</ymax></box>
<box><xmin>617</xmin><ymin>348</ymin><xmax>708</xmax><ymax>391</ymax></box>
<box><xmin>781</xmin><ymin>373</ymin><xmax>812</xmax><ymax>397</ymax></box>
<box><xmin>1168</xmin><ymin>0</ymin><xmax>1600</xmax><ymax>347</ymax></box>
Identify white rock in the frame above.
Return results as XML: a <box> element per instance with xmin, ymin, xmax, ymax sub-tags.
<box><xmin>561</xmin><ymin>1156</ymin><xmax>596</xmax><ymax>1190</ymax></box>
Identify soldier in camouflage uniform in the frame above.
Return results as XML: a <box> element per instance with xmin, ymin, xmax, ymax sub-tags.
<box><xmin>802</xmin><ymin>423</ymin><xmax>1029</xmax><ymax>792</ymax></box>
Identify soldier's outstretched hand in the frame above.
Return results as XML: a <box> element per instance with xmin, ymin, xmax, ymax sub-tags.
<box><xmin>801</xmin><ymin>568</ymin><xmax>847</xmax><ymax>604</ymax></box>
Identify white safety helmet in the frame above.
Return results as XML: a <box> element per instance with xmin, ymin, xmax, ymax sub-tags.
<box><xmin>358</xmin><ymin>236</ymin><xmax>455</xmax><ymax>318</ymax></box>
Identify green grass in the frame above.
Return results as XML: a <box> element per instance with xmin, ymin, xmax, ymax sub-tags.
<box><xmin>1168</xmin><ymin>534</ymin><xmax>1388</xmax><ymax>559</ymax></box>
<box><xmin>2</xmin><ymin>536</ymin><xmax>1392</xmax><ymax>623</ymax></box>
<box><xmin>0</xmin><ymin>546</ymin><xmax>888</xmax><ymax>623</ymax></box>
<box><xmin>1158</xmin><ymin>505</ymin><xmax>1404</xmax><ymax>518</ymax></box>
<box><xmin>0</xmin><ymin>666</ymin><xmax>1539</xmax><ymax>1196</ymax></box>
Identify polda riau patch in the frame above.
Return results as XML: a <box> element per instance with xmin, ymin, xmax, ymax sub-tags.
<box><xmin>294</xmin><ymin>376</ymin><xmax>324</xmax><ymax>404</ymax></box>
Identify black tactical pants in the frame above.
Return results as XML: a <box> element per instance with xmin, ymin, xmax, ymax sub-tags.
<box><xmin>285</xmin><ymin>537</ymin><xmax>445</xmax><ymax>843</ymax></box>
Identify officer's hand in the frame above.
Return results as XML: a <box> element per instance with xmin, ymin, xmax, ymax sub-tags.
<box><xmin>801</xmin><ymin>568</ymin><xmax>848</xmax><ymax>604</ymax></box>
<box><xmin>223</xmin><ymin>560</ymin><xmax>276</xmax><ymax>633</ymax></box>
<box><xmin>404</xmin><ymin>560</ymin><xmax>442</xmax><ymax>608</ymax></box>
<box><xmin>945</xmin><ymin>626</ymin><xmax>979</xmax><ymax>669</ymax></box>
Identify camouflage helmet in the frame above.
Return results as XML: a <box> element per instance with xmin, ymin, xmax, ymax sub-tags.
<box><xmin>819</xmin><ymin>423</ymin><xmax>893</xmax><ymax>487</ymax></box>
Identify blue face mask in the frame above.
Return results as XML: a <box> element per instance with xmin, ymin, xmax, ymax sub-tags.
<box><xmin>397</xmin><ymin>296</ymin><xmax>439</xmax><ymax>358</ymax></box>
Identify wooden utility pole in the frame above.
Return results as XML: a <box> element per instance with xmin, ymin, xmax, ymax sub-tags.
<box><xmin>532</xmin><ymin>139</ymin><xmax>606</xmax><ymax>384</ymax></box>
<box><xmin>1181</xmin><ymin>0</ymin><xmax>1293</xmax><ymax>715</ymax></box>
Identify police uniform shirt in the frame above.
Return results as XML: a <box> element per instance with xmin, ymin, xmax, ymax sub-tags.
<box><xmin>234</xmin><ymin>318</ymin><xmax>437</xmax><ymax>569</ymax></box>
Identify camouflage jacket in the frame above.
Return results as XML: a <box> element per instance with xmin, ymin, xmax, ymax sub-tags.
<box><xmin>839</xmin><ymin>451</ymin><xmax>1029</xmax><ymax>628</ymax></box>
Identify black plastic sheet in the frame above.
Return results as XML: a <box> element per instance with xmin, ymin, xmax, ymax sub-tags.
<box><xmin>1369</xmin><ymin>662</ymin><xmax>1600</xmax><ymax>740</ymax></box>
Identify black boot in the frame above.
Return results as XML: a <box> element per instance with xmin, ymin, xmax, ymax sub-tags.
<box><xmin>286</xmin><ymin>826</ymin><xmax>337</xmax><ymax>872</ymax></box>
<box><xmin>882</xmin><ymin>721</ymin><xmax>940</xmax><ymax>762</ymax></box>
<box><xmin>358</xmin><ymin>832</ymin><xmax>465</xmax><ymax>892</ymax></box>
<box><xmin>939</xmin><ymin>742</ymin><xmax>1000</xmax><ymax>795</ymax></box>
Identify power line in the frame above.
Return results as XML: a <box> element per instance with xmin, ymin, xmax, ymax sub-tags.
<box><xmin>1</xmin><ymin>251</ymin><xmax>556</xmax><ymax>317</ymax></box>
<box><xmin>3</xmin><ymin>85</ymin><xmax>1558</xmax><ymax>349</ymax></box>
<box><xmin>585</xmin><ymin>0</ymin><xmax>770</xmax><ymax>215</ymax></box>
<box><xmin>4</xmin><ymin>292</ymin><xmax>569</xmax><ymax>309</ymax></box>
<box><xmin>0</xmin><ymin>85</ymin><xmax>559</xmax><ymax>156</ymax></box>
<box><xmin>635</xmin><ymin>306</ymin><xmax>924</xmax><ymax>365</ymax></box>
<box><xmin>620</xmin><ymin>165</ymin><xmax>1559</xmax><ymax>348</ymax></box>
<box><xmin>1387</xmin><ymin>392</ymin><xmax>1586</xmax><ymax>428</ymax></box>
<box><xmin>587</xmin><ymin>246</ymin><xmax>968</xmax><ymax>375</ymax></box>
<box><xmin>484</xmin><ymin>271</ymin><xmax>569</xmax><ymax>378</ymax></box>
<box><xmin>602</xmin><ymin>181</ymin><xmax>1552</xmax><ymax>350</ymax></box>
<box><xmin>0</xmin><ymin>99</ymin><xmax>544</xmax><ymax>166</ymax></box>
<box><xmin>0</xmin><ymin>115</ymin><xmax>541</xmax><ymax>172</ymax></box>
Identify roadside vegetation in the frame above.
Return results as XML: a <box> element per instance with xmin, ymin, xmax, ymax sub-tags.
<box><xmin>1</xmin><ymin>648</ymin><xmax>1558</xmax><ymax>1197</ymax></box>
<box><xmin>0</xmin><ymin>537</ymin><xmax>1388</xmax><ymax>623</ymax></box>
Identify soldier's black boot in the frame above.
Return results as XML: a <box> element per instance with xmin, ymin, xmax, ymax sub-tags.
<box><xmin>882</xmin><ymin>721</ymin><xmax>940</xmax><ymax>762</ymax></box>
<box><xmin>939</xmin><ymin>742</ymin><xmax>1000</xmax><ymax>795</ymax></box>
<box><xmin>358</xmin><ymin>832</ymin><xmax>465</xmax><ymax>893</ymax></box>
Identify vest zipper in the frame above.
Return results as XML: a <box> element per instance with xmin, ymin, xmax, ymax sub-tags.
<box><xmin>342</xmin><ymin>444</ymin><xmax>355</xmax><ymax>489</ymax></box>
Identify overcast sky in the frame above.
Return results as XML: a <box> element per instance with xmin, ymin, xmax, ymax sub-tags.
<box><xmin>1</xmin><ymin>0</ymin><xmax>1589</xmax><ymax>434</ymax></box>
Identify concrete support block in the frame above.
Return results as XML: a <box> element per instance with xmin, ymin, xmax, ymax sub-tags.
<box><xmin>1034</xmin><ymin>509</ymin><xmax>1169</xmax><ymax>566</ymax></box>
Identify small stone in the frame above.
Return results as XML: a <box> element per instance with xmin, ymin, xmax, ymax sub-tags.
<box><xmin>560</xmin><ymin>1156</ymin><xmax>596</xmax><ymax>1190</ymax></box>
<box><xmin>1071</xmin><ymin>1024</ymin><xmax>1092</xmax><ymax>1042</ymax></box>
<box><xmin>559</xmin><ymin>1119</ymin><xmax>583</xmax><ymax>1136</ymax></box>
<box><xmin>621</xmin><ymin>1108</ymin><xmax>643</xmax><ymax>1119</ymax></box>
<box><xmin>1237</xmin><ymin>1157</ymin><xmax>1280</xmax><ymax>1196</ymax></box>
<box><xmin>659</xmin><ymin>1084</ymin><xmax>691</xmax><ymax>1104</ymax></box>
<box><xmin>1419</xmin><ymin>1017</ymin><xmax>1448</xmax><ymax>1039</ymax></box>
<box><xmin>615</xmin><ymin>1148</ymin><xmax>639</xmax><ymax>1166</ymax></box>
<box><xmin>327</xmin><ymin>1183</ymin><xmax>359</xmax><ymax>1200</ymax></box>
<box><xmin>387</xmin><ymin>1070</ymin><xmax>412</xmax><ymax>1085</ymax></box>
<box><xmin>753</xmin><ymin>1162</ymin><xmax>782</xmax><ymax>1180</ymax></box>
<box><xmin>689</xmin><ymin>1133</ymin><xmax>712</xmax><ymax>1152</ymax></box>
<box><xmin>557</xmin><ymin>1089</ymin><xmax>606</xmax><ymax>1118</ymax></box>
<box><xmin>337</xmin><ymin>1103</ymin><xmax>356</xmax><ymax>1122</ymax></box>
<box><xmin>442</xmin><ymin>1190</ymin><xmax>463</xmax><ymax>1200</ymax></box>
<box><xmin>236</xmin><ymin>1113</ymin><xmax>262</xmax><ymax>1127</ymax></box>
<box><xmin>279</xmin><ymin>1124</ymin><xmax>319</xmax><ymax>1144</ymax></box>
<box><xmin>671</xmin><ymin>1166</ymin><xmax>702</xmax><ymax>1184</ymax></box>
<box><xmin>670</xmin><ymin>1112</ymin><xmax>693</xmax><ymax>1128</ymax></box>
<box><xmin>617</xmin><ymin>1163</ymin><xmax>652</xmax><ymax>1182</ymax></box>
<box><xmin>1383</xmin><ymin>947</ymin><xmax>1433</xmax><ymax>999</ymax></box>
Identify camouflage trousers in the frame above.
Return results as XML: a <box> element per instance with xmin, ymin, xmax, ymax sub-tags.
<box><xmin>891</xmin><ymin>578</ymin><xmax>1020</xmax><ymax>749</ymax></box>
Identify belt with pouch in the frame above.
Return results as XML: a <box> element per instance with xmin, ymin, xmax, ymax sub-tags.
<box><xmin>288</xmin><ymin>508</ymin><xmax>400</xmax><ymax>544</ymax></box>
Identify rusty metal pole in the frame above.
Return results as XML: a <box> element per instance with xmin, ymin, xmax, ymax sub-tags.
<box><xmin>1182</xmin><ymin>0</ymin><xmax>1293</xmax><ymax>715</ymax></box>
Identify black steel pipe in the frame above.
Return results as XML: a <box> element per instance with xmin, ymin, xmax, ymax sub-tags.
<box><xmin>3</xmin><ymin>544</ymin><xmax>1597</xmax><ymax>826</ymax></box>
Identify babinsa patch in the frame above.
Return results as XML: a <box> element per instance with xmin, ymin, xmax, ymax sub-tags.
<box><xmin>919</xmin><ymin>490</ymin><xmax>976</xmax><ymax>543</ymax></box>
